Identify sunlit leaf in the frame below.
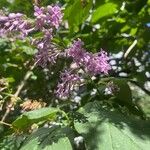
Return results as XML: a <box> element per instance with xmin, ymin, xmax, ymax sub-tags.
<box><xmin>92</xmin><ymin>3</ymin><xmax>118</xmax><ymax>23</ymax></box>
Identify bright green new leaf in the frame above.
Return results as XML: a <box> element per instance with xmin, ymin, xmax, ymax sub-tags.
<box><xmin>92</xmin><ymin>3</ymin><xmax>118</xmax><ymax>23</ymax></box>
<box><xmin>12</xmin><ymin>107</ymin><xmax>59</xmax><ymax>130</ymax></box>
<box><xmin>64</xmin><ymin>0</ymin><xmax>92</xmax><ymax>32</ymax></box>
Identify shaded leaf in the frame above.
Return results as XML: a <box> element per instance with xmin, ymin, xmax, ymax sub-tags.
<box><xmin>74</xmin><ymin>101</ymin><xmax>150</xmax><ymax>150</ymax></box>
<box><xmin>20</xmin><ymin>126</ymin><xmax>74</xmax><ymax>150</ymax></box>
<box><xmin>113</xmin><ymin>78</ymin><xmax>132</xmax><ymax>105</ymax></box>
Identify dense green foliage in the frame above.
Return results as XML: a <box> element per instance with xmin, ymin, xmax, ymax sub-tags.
<box><xmin>0</xmin><ymin>0</ymin><xmax>150</xmax><ymax>149</ymax></box>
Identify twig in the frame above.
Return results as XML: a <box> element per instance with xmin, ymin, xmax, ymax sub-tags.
<box><xmin>124</xmin><ymin>39</ymin><xmax>137</xmax><ymax>59</ymax></box>
<box><xmin>0</xmin><ymin>121</ymin><xmax>12</xmax><ymax>127</ymax></box>
<box><xmin>1</xmin><ymin>63</ymin><xmax>36</xmax><ymax>122</ymax></box>
<box><xmin>14</xmin><ymin>64</ymin><xmax>35</xmax><ymax>97</ymax></box>
<box><xmin>34</xmin><ymin>0</ymin><xmax>41</xmax><ymax>6</ymax></box>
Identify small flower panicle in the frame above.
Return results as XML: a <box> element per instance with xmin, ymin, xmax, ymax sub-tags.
<box><xmin>67</xmin><ymin>39</ymin><xmax>85</xmax><ymax>63</ymax></box>
<box><xmin>34</xmin><ymin>6</ymin><xmax>45</xmax><ymax>17</ymax></box>
<box><xmin>0</xmin><ymin>4</ymin><xmax>63</xmax><ymax>38</ymax></box>
<box><xmin>85</xmin><ymin>50</ymin><xmax>111</xmax><ymax>75</ymax></box>
<box><xmin>55</xmin><ymin>70</ymin><xmax>81</xmax><ymax>99</ymax></box>
<box><xmin>33</xmin><ymin>5</ymin><xmax>63</xmax><ymax>67</ymax></box>
<box><xmin>67</xmin><ymin>39</ymin><xmax>111</xmax><ymax>75</ymax></box>
<box><xmin>34</xmin><ymin>5</ymin><xmax>63</xmax><ymax>29</ymax></box>
<box><xmin>35</xmin><ymin>43</ymin><xmax>60</xmax><ymax>68</ymax></box>
<box><xmin>0</xmin><ymin>13</ymin><xmax>33</xmax><ymax>38</ymax></box>
<box><xmin>34</xmin><ymin>6</ymin><xmax>46</xmax><ymax>29</ymax></box>
<box><xmin>47</xmin><ymin>5</ymin><xmax>63</xmax><ymax>29</ymax></box>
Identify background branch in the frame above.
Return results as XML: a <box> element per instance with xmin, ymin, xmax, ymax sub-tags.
<box><xmin>1</xmin><ymin>63</ymin><xmax>36</xmax><ymax>122</ymax></box>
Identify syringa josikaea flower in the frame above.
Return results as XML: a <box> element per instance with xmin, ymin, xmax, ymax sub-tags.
<box><xmin>67</xmin><ymin>39</ymin><xmax>85</xmax><ymax>63</ymax></box>
<box><xmin>33</xmin><ymin>5</ymin><xmax>63</xmax><ymax>67</ymax></box>
<box><xmin>34</xmin><ymin>5</ymin><xmax>63</xmax><ymax>29</ymax></box>
<box><xmin>35</xmin><ymin>42</ymin><xmax>60</xmax><ymax>68</ymax></box>
<box><xmin>33</xmin><ymin>28</ymin><xmax>62</xmax><ymax>67</ymax></box>
<box><xmin>67</xmin><ymin>39</ymin><xmax>111</xmax><ymax>75</ymax></box>
<box><xmin>84</xmin><ymin>50</ymin><xmax>111</xmax><ymax>75</ymax></box>
<box><xmin>55</xmin><ymin>70</ymin><xmax>81</xmax><ymax>98</ymax></box>
<box><xmin>0</xmin><ymin>13</ymin><xmax>33</xmax><ymax>38</ymax></box>
<box><xmin>47</xmin><ymin>5</ymin><xmax>63</xmax><ymax>29</ymax></box>
<box><xmin>34</xmin><ymin>6</ymin><xmax>46</xmax><ymax>29</ymax></box>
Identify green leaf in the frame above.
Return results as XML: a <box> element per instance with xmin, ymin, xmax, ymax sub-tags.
<box><xmin>130</xmin><ymin>28</ymin><xmax>138</xmax><ymax>36</ymax></box>
<box><xmin>74</xmin><ymin>101</ymin><xmax>150</xmax><ymax>150</ymax></box>
<box><xmin>22</xmin><ymin>46</ymin><xmax>37</xmax><ymax>55</ymax></box>
<box><xmin>113</xmin><ymin>78</ymin><xmax>132</xmax><ymax>105</ymax></box>
<box><xmin>0</xmin><ymin>135</ymin><xmax>25</xmax><ymax>150</ymax></box>
<box><xmin>20</xmin><ymin>126</ymin><xmax>74</xmax><ymax>150</ymax></box>
<box><xmin>92</xmin><ymin>3</ymin><xmax>118</xmax><ymax>23</ymax></box>
<box><xmin>12</xmin><ymin>107</ymin><xmax>59</xmax><ymax>130</ymax></box>
<box><xmin>64</xmin><ymin>0</ymin><xmax>92</xmax><ymax>32</ymax></box>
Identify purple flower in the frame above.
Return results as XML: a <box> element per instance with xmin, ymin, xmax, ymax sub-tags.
<box><xmin>33</xmin><ymin>28</ymin><xmax>57</xmax><ymax>67</ymax></box>
<box><xmin>47</xmin><ymin>5</ymin><xmax>63</xmax><ymax>29</ymax></box>
<box><xmin>67</xmin><ymin>39</ymin><xmax>85</xmax><ymax>63</ymax></box>
<box><xmin>0</xmin><ymin>16</ymin><xmax>8</xmax><ymax>22</ymax></box>
<box><xmin>85</xmin><ymin>50</ymin><xmax>111</xmax><ymax>75</ymax></box>
<box><xmin>35</xmin><ymin>43</ymin><xmax>60</xmax><ymax>68</ymax></box>
<box><xmin>43</xmin><ymin>28</ymin><xmax>53</xmax><ymax>40</ymax></box>
<box><xmin>67</xmin><ymin>39</ymin><xmax>111</xmax><ymax>75</ymax></box>
<box><xmin>34</xmin><ymin>5</ymin><xmax>63</xmax><ymax>29</ymax></box>
<box><xmin>34</xmin><ymin>6</ymin><xmax>47</xmax><ymax>29</ymax></box>
<box><xmin>55</xmin><ymin>70</ymin><xmax>81</xmax><ymax>98</ymax></box>
<box><xmin>34</xmin><ymin>6</ymin><xmax>45</xmax><ymax>17</ymax></box>
<box><xmin>0</xmin><ymin>13</ymin><xmax>33</xmax><ymax>38</ymax></box>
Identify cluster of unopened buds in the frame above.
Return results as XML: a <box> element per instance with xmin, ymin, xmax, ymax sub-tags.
<box><xmin>0</xmin><ymin>4</ymin><xmax>111</xmax><ymax>99</ymax></box>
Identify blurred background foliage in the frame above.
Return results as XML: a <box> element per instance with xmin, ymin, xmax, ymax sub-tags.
<box><xmin>0</xmin><ymin>0</ymin><xmax>150</xmax><ymax>149</ymax></box>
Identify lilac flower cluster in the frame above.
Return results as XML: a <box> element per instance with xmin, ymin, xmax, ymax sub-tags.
<box><xmin>34</xmin><ymin>5</ymin><xmax>63</xmax><ymax>29</ymax></box>
<box><xmin>56</xmin><ymin>39</ymin><xmax>111</xmax><ymax>98</ymax></box>
<box><xmin>0</xmin><ymin>4</ymin><xmax>63</xmax><ymax>38</ymax></box>
<box><xmin>0</xmin><ymin>4</ymin><xmax>111</xmax><ymax>100</ymax></box>
<box><xmin>0</xmin><ymin>5</ymin><xmax>63</xmax><ymax>68</ymax></box>
<box><xmin>0</xmin><ymin>13</ymin><xmax>33</xmax><ymax>38</ymax></box>
<box><xmin>35</xmin><ymin>42</ymin><xmax>60</xmax><ymax>68</ymax></box>
<box><xmin>55</xmin><ymin>70</ymin><xmax>81</xmax><ymax>98</ymax></box>
<box><xmin>33</xmin><ymin>5</ymin><xmax>63</xmax><ymax>67</ymax></box>
<box><xmin>68</xmin><ymin>39</ymin><xmax>85</xmax><ymax>63</ymax></box>
<box><xmin>67</xmin><ymin>39</ymin><xmax>111</xmax><ymax>75</ymax></box>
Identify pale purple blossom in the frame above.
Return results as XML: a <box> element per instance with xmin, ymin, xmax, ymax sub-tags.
<box><xmin>67</xmin><ymin>39</ymin><xmax>85</xmax><ymax>63</ymax></box>
<box><xmin>47</xmin><ymin>5</ymin><xmax>63</xmax><ymax>29</ymax></box>
<box><xmin>85</xmin><ymin>50</ymin><xmax>111</xmax><ymax>75</ymax></box>
<box><xmin>34</xmin><ymin>5</ymin><xmax>63</xmax><ymax>29</ymax></box>
<box><xmin>34</xmin><ymin>6</ymin><xmax>47</xmax><ymax>29</ymax></box>
<box><xmin>33</xmin><ymin>28</ymin><xmax>57</xmax><ymax>67</ymax></box>
<box><xmin>35</xmin><ymin>43</ymin><xmax>60</xmax><ymax>68</ymax></box>
<box><xmin>67</xmin><ymin>39</ymin><xmax>111</xmax><ymax>75</ymax></box>
<box><xmin>34</xmin><ymin>6</ymin><xmax>45</xmax><ymax>17</ymax></box>
<box><xmin>35</xmin><ymin>48</ymin><xmax>58</xmax><ymax>68</ymax></box>
<box><xmin>0</xmin><ymin>13</ymin><xmax>33</xmax><ymax>38</ymax></box>
<box><xmin>55</xmin><ymin>70</ymin><xmax>81</xmax><ymax>98</ymax></box>
<box><xmin>43</xmin><ymin>28</ymin><xmax>53</xmax><ymax>40</ymax></box>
